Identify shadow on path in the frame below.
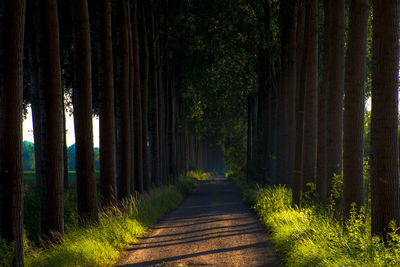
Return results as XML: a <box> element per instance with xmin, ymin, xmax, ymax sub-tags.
<box><xmin>116</xmin><ymin>177</ymin><xmax>279</xmax><ymax>267</ymax></box>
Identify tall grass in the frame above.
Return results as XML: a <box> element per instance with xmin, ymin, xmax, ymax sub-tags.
<box><xmin>0</xmin><ymin>174</ymin><xmax>198</xmax><ymax>267</ymax></box>
<box><xmin>229</xmin><ymin>172</ymin><xmax>400</xmax><ymax>267</ymax></box>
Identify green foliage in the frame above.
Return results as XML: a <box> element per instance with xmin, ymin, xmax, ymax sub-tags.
<box><xmin>175</xmin><ymin>0</ymin><xmax>267</xmax><ymax>172</ymax></box>
<box><xmin>23</xmin><ymin>142</ymin><xmax>100</xmax><ymax>172</ymax></box>
<box><xmin>231</xmin><ymin>171</ymin><xmax>400</xmax><ymax>267</ymax></box>
<box><xmin>185</xmin><ymin>170</ymin><xmax>211</xmax><ymax>181</ymax></box>
<box><xmin>0</xmin><ymin>239</ymin><xmax>14</xmax><ymax>267</ymax></box>
<box><xmin>23</xmin><ymin>175</ymin><xmax>198</xmax><ymax>267</ymax></box>
<box><xmin>23</xmin><ymin>141</ymin><xmax>35</xmax><ymax>171</ymax></box>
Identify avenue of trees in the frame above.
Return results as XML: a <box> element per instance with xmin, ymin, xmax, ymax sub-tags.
<box><xmin>1</xmin><ymin>0</ymin><xmax>400</xmax><ymax>265</ymax></box>
<box><xmin>1</xmin><ymin>0</ymin><xmax>219</xmax><ymax>265</ymax></box>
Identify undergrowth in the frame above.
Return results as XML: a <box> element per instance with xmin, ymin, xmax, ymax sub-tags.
<box><xmin>228</xmin><ymin>171</ymin><xmax>400</xmax><ymax>267</ymax></box>
<box><xmin>6</xmin><ymin>174</ymin><xmax>198</xmax><ymax>267</ymax></box>
<box><xmin>186</xmin><ymin>170</ymin><xmax>211</xmax><ymax>181</ymax></box>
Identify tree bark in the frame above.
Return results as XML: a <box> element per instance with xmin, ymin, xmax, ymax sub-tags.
<box><xmin>63</xmin><ymin>95</ymin><xmax>69</xmax><ymax>190</ymax></box>
<box><xmin>281</xmin><ymin>0</ymin><xmax>297</xmax><ymax>188</ymax></box>
<box><xmin>292</xmin><ymin>2</ymin><xmax>305</xmax><ymax>205</ymax></box>
<box><xmin>301</xmin><ymin>0</ymin><xmax>318</xmax><ymax>192</ymax></box>
<box><xmin>370</xmin><ymin>0</ymin><xmax>400</xmax><ymax>240</ymax></box>
<box><xmin>0</xmin><ymin>0</ymin><xmax>25</xmax><ymax>264</ymax></box>
<box><xmin>127</xmin><ymin>2</ymin><xmax>135</xmax><ymax>195</ymax></box>
<box><xmin>38</xmin><ymin>0</ymin><xmax>65</xmax><ymax>240</ymax></box>
<box><xmin>98</xmin><ymin>0</ymin><xmax>117</xmax><ymax>206</ymax></box>
<box><xmin>316</xmin><ymin>0</ymin><xmax>330</xmax><ymax>203</ymax></box>
<box><xmin>139</xmin><ymin>0</ymin><xmax>150</xmax><ymax>191</ymax></box>
<box><xmin>326</xmin><ymin>0</ymin><xmax>345</xmax><ymax>195</ymax></box>
<box><xmin>116</xmin><ymin>0</ymin><xmax>132</xmax><ymax>200</ymax></box>
<box><xmin>149</xmin><ymin>0</ymin><xmax>161</xmax><ymax>186</ymax></box>
<box><xmin>168</xmin><ymin>78</ymin><xmax>177</xmax><ymax>178</ymax></box>
<box><xmin>27</xmin><ymin>0</ymin><xmax>43</xmax><ymax>192</ymax></box>
<box><xmin>343</xmin><ymin>0</ymin><xmax>369</xmax><ymax>216</ymax></box>
<box><xmin>71</xmin><ymin>0</ymin><xmax>98</xmax><ymax>222</ymax></box>
<box><xmin>132</xmin><ymin>1</ymin><xmax>144</xmax><ymax>193</ymax></box>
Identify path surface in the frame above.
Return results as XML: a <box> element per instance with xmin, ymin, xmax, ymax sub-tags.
<box><xmin>116</xmin><ymin>177</ymin><xmax>280</xmax><ymax>267</ymax></box>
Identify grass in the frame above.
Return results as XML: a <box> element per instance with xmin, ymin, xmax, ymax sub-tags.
<box><xmin>228</xmin><ymin>172</ymin><xmax>400</xmax><ymax>267</ymax></box>
<box><xmin>0</xmin><ymin>172</ymin><xmax>200</xmax><ymax>267</ymax></box>
<box><xmin>185</xmin><ymin>170</ymin><xmax>211</xmax><ymax>181</ymax></box>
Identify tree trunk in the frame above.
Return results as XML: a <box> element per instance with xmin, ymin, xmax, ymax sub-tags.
<box><xmin>343</xmin><ymin>0</ymin><xmax>369</xmax><ymax>216</ymax></box>
<box><xmin>98</xmin><ymin>0</ymin><xmax>117</xmax><ymax>206</ymax></box>
<box><xmin>71</xmin><ymin>0</ymin><xmax>98</xmax><ymax>222</ymax></box>
<box><xmin>301</xmin><ymin>0</ymin><xmax>318</xmax><ymax>192</ymax></box>
<box><xmin>167</xmin><ymin>73</ymin><xmax>177</xmax><ymax>178</ymax></box>
<box><xmin>116</xmin><ymin>0</ymin><xmax>132</xmax><ymax>200</ymax></box>
<box><xmin>316</xmin><ymin>0</ymin><xmax>330</xmax><ymax>203</ymax></box>
<box><xmin>0</xmin><ymin>1</ymin><xmax>25</xmax><ymax>264</ymax></box>
<box><xmin>292</xmin><ymin>2</ymin><xmax>305</xmax><ymax>205</ymax></box>
<box><xmin>27</xmin><ymin>1</ymin><xmax>43</xmax><ymax>191</ymax></box>
<box><xmin>281</xmin><ymin>0</ymin><xmax>297</xmax><ymax>188</ymax></box>
<box><xmin>370</xmin><ymin>0</ymin><xmax>400</xmax><ymax>241</ymax></box>
<box><xmin>326</xmin><ymin>0</ymin><xmax>345</xmax><ymax>196</ymax></box>
<box><xmin>63</xmin><ymin>96</ymin><xmax>69</xmax><ymax>190</ymax></box>
<box><xmin>149</xmin><ymin>0</ymin><xmax>160</xmax><ymax>186</ymax></box>
<box><xmin>127</xmin><ymin>3</ymin><xmax>135</xmax><ymax>195</ymax></box>
<box><xmin>38</xmin><ymin>0</ymin><xmax>65</xmax><ymax>240</ymax></box>
<box><xmin>139</xmin><ymin>0</ymin><xmax>150</xmax><ymax>191</ymax></box>
<box><xmin>132</xmin><ymin>1</ymin><xmax>144</xmax><ymax>193</ymax></box>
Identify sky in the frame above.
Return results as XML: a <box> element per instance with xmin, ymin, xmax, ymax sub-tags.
<box><xmin>23</xmin><ymin>106</ymin><xmax>100</xmax><ymax>147</ymax></box>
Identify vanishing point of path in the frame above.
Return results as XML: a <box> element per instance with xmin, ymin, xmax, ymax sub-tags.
<box><xmin>116</xmin><ymin>177</ymin><xmax>280</xmax><ymax>267</ymax></box>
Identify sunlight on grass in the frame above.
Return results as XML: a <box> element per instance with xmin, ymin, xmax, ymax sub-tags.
<box><xmin>228</xmin><ymin>173</ymin><xmax>400</xmax><ymax>267</ymax></box>
<box><xmin>21</xmin><ymin>175</ymin><xmax>198</xmax><ymax>267</ymax></box>
<box><xmin>185</xmin><ymin>170</ymin><xmax>211</xmax><ymax>181</ymax></box>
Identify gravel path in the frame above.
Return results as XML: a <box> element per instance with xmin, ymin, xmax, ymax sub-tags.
<box><xmin>116</xmin><ymin>176</ymin><xmax>280</xmax><ymax>267</ymax></box>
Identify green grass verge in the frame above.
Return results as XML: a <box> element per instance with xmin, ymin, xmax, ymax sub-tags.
<box><xmin>22</xmin><ymin>176</ymin><xmax>197</xmax><ymax>267</ymax></box>
<box><xmin>186</xmin><ymin>170</ymin><xmax>211</xmax><ymax>181</ymax></box>
<box><xmin>228</xmin><ymin>172</ymin><xmax>400</xmax><ymax>267</ymax></box>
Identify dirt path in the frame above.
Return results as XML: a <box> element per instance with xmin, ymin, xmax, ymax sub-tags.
<box><xmin>116</xmin><ymin>177</ymin><xmax>280</xmax><ymax>267</ymax></box>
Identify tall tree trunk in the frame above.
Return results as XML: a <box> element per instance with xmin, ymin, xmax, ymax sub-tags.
<box><xmin>370</xmin><ymin>0</ymin><xmax>400</xmax><ymax>241</ymax></box>
<box><xmin>98</xmin><ymin>0</ymin><xmax>117</xmax><ymax>206</ymax></box>
<box><xmin>139</xmin><ymin>0</ymin><xmax>150</xmax><ymax>191</ymax></box>
<box><xmin>132</xmin><ymin>1</ymin><xmax>144</xmax><ymax>193</ymax></box>
<box><xmin>301</xmin><ymin>0</ymin><xmax>318</xmax><ymax>192</ymax></box>
<box><xmin>116</xmin><ymin>0</ymin><xmax>132</xmax><ymax>200</ymax></box>
<box><xmin>71</xmin><ymin>0</ymin><xmax>98</xmax><ymax>222</ymax></box>
<box><xmin>316</xmin><ymin>0</ymin><xmax>330</xmax><ymax>203</ymax></box>
<box><xmin>149</xmin><ymin>0</ymin><xmax>160</xmax><ymax>186</ymax></box>
<box><xmin>343</xmin><ymin>0</ymin><xmax>369</xmax><ymax>216</ymax></box>
<box><xmin>281</xmin><ymin>0</ymin><xmax>297</xmax><ymax>188</ymax></box>
<box><xmin>168</xmin><ymin>81</ymin><xmax>177</xmax><ymax>177</ymax></box>
<box><xmin>27</xmin><ymin>1</ymin><xmax>43</xmax><ymax>191</ymax></box>
<box><xmin>326</xmin><ymin>0</ymin><xmax>345</xmax><ymax>196</ymax></box>
<box><xmin>292</xmin><ymin>2</ymin><xmax>306</xmax><ymax>205</ymax></box>
<box><xmin>38</xmin><ymin>0</ymin><xmax>65</xmax><ymax>240</ymax></box>
<box><xmin>0</xmin><ymin>1</ymin><xmax>25</xmax><ymax>264</ymax></box>
<box><xmin>63</xmin><ymin>96</ymin><xmax>69</xmax><ymax>190</ymax></box>
<box><xmin>127</xmin><ymin>3</ymin><xmax>136</xmax><ymax>195</ymax></box>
